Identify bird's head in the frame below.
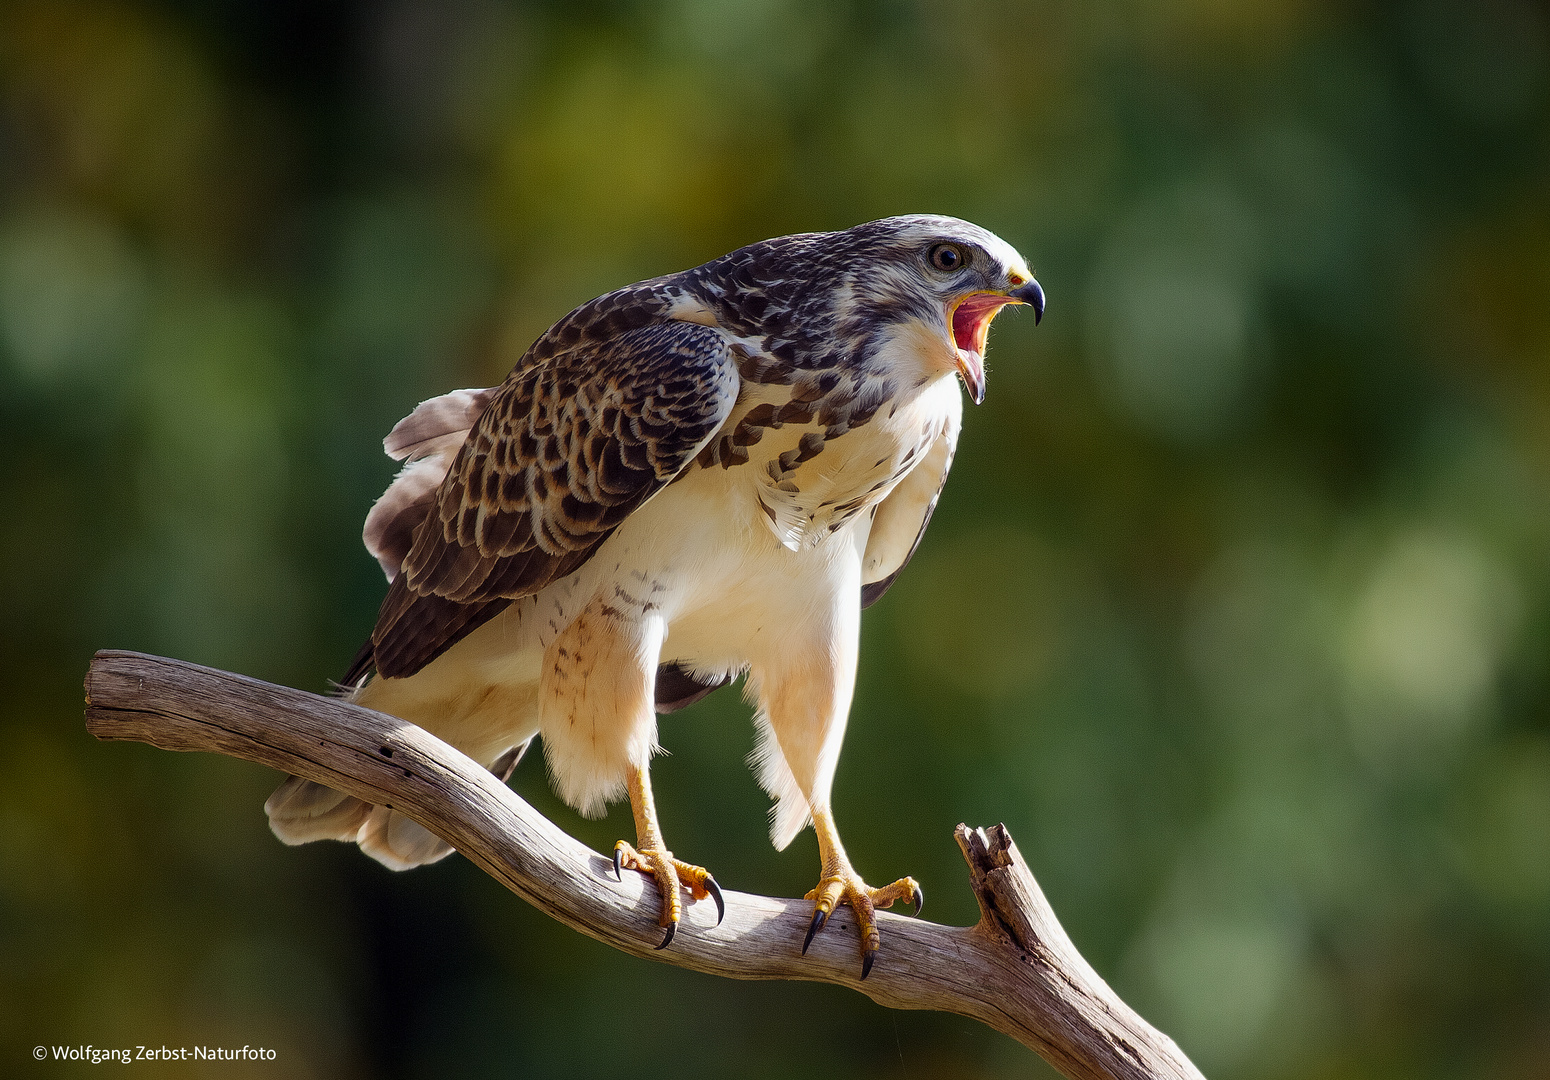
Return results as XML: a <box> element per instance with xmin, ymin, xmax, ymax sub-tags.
<box><xmin>841</xmin><ymin>215</ymin><xmax>1043</xmax><ymax>405</ymax></box>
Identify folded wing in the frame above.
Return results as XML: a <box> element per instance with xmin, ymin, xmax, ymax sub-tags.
<box><xmin>860</xmin><ymin>414</ymin><xmax>959</xmax><ymax>608</ymax></box>
<box><xmin>365</xmin><ymin>321</ymin><xmax>741</xmax><ymax>680</ymax></box>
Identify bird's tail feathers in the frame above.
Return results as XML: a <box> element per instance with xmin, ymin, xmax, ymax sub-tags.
<box><xmin>357</xmin><ymin>805</ymin><xmax>456</xmax><ymax>870</ymax></box>
<box><xmin>263</xmin><ymin>741</ymin><xmax>530</xmax><ymax>870</ymax></box>
<box><xmin>264</xmin><ymin>776</ymin><xmax>373</xmax><ymax>845</ymax></box>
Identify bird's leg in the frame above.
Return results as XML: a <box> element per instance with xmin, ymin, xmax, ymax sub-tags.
<box><xmin>750</xmin><ymin>570</ymin><xmax>917</xmax><ymax>976</ymax></box>
<box><xmin>803</xmin><ymin>805</ymin><xmax>923</xmax><ymax>979</ymax></box>
<box><xmin>612</xmin><ymin>763</ymin><xmax>724</xmax><ymax>948</ymax></box>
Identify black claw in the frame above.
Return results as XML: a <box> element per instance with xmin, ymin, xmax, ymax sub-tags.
<box><xmin>704</xmin><ymin>875</ymin><xmax>725</xmax><ymax>926</ymax></box>
<box><xmin>861</xmin><ymin>950</ymin><xmax>876</xmax><ymax>981</ymax></box>
<box><xmin>612</xmin><ymin>847</ymin><xmax>623</xmax><ymax>882</ymax></box>
<box><xmin>802</xmin><ymin>908</ymin><xmax>829</xmax><ymax>955</ymax></box>
<box><xmin>655</xmin><ymin>922</ymin><xmax>677</xmax><ymax>950</ymax></box>
<box><xmin>911</xmin><ymin>884</ymin><xmax>924</xmax><ymax>917</ymax></box>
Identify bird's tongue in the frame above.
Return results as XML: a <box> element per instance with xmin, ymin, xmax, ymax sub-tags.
<box><xmin>951</xmin><ymin>295</ymin><xmax>1010</xmax><ymax>405</ymax></box>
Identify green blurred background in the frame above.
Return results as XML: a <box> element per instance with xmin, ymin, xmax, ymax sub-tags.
<box><xmin>3</xmin><ymin>0</ymin><xmax>1548</xmax><ymax>1076</ymax></box>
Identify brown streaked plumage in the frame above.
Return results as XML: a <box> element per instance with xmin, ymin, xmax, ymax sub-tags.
<box><xmin>363</xmin><ymin>321</ymin><xmax>738</xmax><ymax>680</ymax></box>
<box><xmin>267</xmin><ymin>214</ymin><xmax>1044</xmax><ymax>977</ymax></box>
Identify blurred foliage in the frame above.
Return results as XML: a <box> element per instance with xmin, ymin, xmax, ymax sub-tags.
<box><xmin>2</xmin><ymin>0</ymin><xmax>1548</xmax><ymax>1077</ymax></box>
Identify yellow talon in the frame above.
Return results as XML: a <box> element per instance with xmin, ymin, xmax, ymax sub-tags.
<box><xmin>613</xmin><ymin>766</ymin><xmax>724</xmax><ymax>946</ymax></box>
<box><xmin>803</xmin><ymin>806</ymin><xmax>922</xmax><ymax>978</ymax></box>
<box><xmin>801</xmin><ymin>868</ymin><xmax>919</xmax><ymax>973</ymax></box>
<box><xmin>612</xmin><ymin>839</ymin><xmax>726</xmax><ymax>941</ymax></box>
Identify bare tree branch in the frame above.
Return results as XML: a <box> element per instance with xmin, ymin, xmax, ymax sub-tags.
<box><xmin>84</xmin><ymin>650</ymin><xmax>1204</xmax><ymax>1080</ymax></box>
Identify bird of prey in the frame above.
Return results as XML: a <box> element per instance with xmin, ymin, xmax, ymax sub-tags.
<box><xmin>266</xmin><ymin>215</ymin><xmax>1043</xmax><ymax>977</ymax></box>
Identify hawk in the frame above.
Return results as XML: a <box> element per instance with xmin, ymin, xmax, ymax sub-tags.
<box><xmin>267</xmin><ymin>215</ymin><xmax>1043</xmax><ymax>977</ymax></box>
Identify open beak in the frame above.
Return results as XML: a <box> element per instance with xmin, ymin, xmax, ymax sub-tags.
<box><xmin>949</xmin><ymin>276</ymin><xmax>1044</xmax><ymax>405</ymax></box>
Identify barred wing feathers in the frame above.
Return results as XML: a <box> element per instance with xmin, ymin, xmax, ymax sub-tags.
<box><xmin>369</xmin><ymin>321</ymin><xmax>740</xmax><ymax>679</ymax></box>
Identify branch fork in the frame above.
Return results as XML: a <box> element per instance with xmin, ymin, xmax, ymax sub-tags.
<box><xmin>83</xmin><ymin>650</ymin><xmax>1203</xmax><ymax>1080</ymax></box>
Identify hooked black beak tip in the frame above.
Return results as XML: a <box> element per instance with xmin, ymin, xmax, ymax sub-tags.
<box><xmin>1011</xmin><ymin>278</ymin><xmax>1045</xmax><ymax>325</ymax></box>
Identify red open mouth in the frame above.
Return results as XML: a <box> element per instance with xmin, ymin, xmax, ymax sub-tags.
<box><xmin>951</xmin><ymin>293</ymin><xmax>1012</xmax><ymax>357</ymax></box>
<box><xmin>949</xmin><ymin>293</ymin><xmax>1015</xmax><ymax>404</ymax></box>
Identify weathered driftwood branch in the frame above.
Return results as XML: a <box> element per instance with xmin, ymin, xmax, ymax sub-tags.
<box><xmin>84</xmin><ymin>650</ymin><xmax>1203</xmax><ymax>1080</ymax></box>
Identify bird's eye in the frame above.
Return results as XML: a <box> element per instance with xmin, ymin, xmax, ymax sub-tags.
<box><xmin>928</xmin><ymin>244</ymin><xmax>966</xmax><ymax>272</ymax></box>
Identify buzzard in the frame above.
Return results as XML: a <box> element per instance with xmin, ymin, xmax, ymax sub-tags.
<box><xmin>267</xmin><ymin>215</ymin><xmax>1043</xmax><ymax>977</ymax></box>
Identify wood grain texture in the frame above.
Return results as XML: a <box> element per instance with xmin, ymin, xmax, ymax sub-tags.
<box><xmin>83</xmin><ymin>649</ymin><xmax>1204</xmax><ymax>1080</ymax></box>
